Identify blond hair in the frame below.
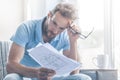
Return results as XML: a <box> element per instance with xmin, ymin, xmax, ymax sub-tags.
<box><xmin>51</xmin><ymin>2</ymin><xmax>78</xmax><ymax>20</ymax></box>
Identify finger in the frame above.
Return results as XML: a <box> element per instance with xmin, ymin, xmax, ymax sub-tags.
<box><xmin>47</xmin><ymin>77</ymin><xmax>52</xmax><ymax>80</ymax></box>
<box><xmin>38</xmin><ymin>70</ymin><xmax>56</xmax><ymax>78</ymax></box>
<box><xmin>40</xmin><ymin>71</ymin><xmax>56</xmax><ymax>77</ymax></box>
<box><xmin>39</xmin><ymin>77</ymin><xmax>52</xmax><ymax>80</ymax></box>
<box><xmin>40</xmin><ymin>67</ymin><xmax>54</xmax><ymax>72</ymax></box>
<box><xmin>40</xmin><ymin>68</ymin><xmax>56</xmax><ymax>75</ymax></box>
<box><xmin>38</xmin><ymin>77</ymin><xmax>48</xmax><ymax>80</ymax></box>
<box><xmin>47</xmin><ymin>72</ymin><xmax>56</xmax><ymax>77</ymax></box>
<box><xmin>69</xmin><ymin>25</ymin><xmax>81</xmax><ymax>34</ymax></box>
<box><xmin>47</xmin><ymin>69</ymin><xmax>56</xmax><ymax>73</ymax></box>
<box><xmin>39</xmin><ymin>72</ymin><xmax>47</xmax><ymax>78</ymax></box>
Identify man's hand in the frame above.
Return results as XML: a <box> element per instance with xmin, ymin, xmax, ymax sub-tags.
<box><xmin>70</xmin><ymin>69</ymin><xmax>80</xmax><ymax>75</ymax></box>
<box><xmin>67</xmin><ymin>25</ymin><xmax>80</xmax><ymax>42</ymax></box>
<box><xmin>37</xmin><ymin>67</ymin><xmax>56</xmax><ymax>80</ymax></box>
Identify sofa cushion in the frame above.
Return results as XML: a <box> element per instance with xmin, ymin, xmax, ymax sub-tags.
<box><xmin>0</xmin><ymin>41</ymin><xmax>11</xmax><ymax>80</ymax></box>
<box><xmin>80</xmin><ymin>69</ymin><xmax>97</xmax><ymax>80</ymax></box>
<box><xmin>80</xmin><ymin>69</ymin><xmax>118</xmax><ymax>80</ymax></box>
<box><xmin>0</xmin><ymin>66</ymin><xmax>2</xmax><ymax>79</ymax></box>
<box><xmin>0</xmin><ymin>41</ymin><xmax>3</xmax><ymax>79</ymax></box>
<box><xmin>97</xmin><ymin>69</ymin><xmax>118</xmax><ymax>80</ymax></box>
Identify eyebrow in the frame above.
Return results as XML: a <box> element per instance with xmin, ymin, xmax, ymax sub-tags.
<box><xmin>52</xmin><ymin>19</ymin><xmax>67</xmax><ymax>30</ymax></box>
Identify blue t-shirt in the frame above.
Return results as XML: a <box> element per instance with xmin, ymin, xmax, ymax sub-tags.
<box><xmin>10</xmin><ymin>17</ymin><xmax>70</xmax><ymax>67</ymax></box>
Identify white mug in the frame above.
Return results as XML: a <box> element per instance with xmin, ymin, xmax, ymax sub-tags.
<box><xmin>92</xmin><ymin>54</ymin><xmax>109</xmax><ymax>69</ymax></box>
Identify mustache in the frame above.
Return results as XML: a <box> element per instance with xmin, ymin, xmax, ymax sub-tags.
<box><xmin>47</xmin><ymin>31</ymin><xmax>57</xmax><ymax>39</ymax></box>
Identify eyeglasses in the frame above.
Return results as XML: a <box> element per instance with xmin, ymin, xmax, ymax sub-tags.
<box><xmin>50</xmin><ymin>16</ymin><xmax>94</xmax><ymax>39</ymax></box>
<box><xmin>70</xmin><ymin>27</ymin><xmax>94</xmax><ymax>39</ymax></box>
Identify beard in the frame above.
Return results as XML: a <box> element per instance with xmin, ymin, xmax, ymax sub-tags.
<box><xmin>42</xmin><ymin>22</ymin><xmax>56</xmax><ymax>42</ymax></box>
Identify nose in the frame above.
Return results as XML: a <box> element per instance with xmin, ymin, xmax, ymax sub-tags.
<box><xmin>53</xmin><ymin>29</ymin><xmax>59</xmax><ymax>34</ymax></box>
<box><xmin>52</xmin><ymin>26</ymin><xmax>59</xmax><ymax>34</ymax></box>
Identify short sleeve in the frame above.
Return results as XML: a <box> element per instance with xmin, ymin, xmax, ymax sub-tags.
<box><xmin>10</xmin><ymin>23</ymin><xmax>29</xmax><ymax>47</ymax></box>
<box><xmin>62</xmin><ymin>40</ymin><xmax>70</xmax><ymax>51</ymax></box>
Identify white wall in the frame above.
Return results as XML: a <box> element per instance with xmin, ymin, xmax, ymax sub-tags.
<box><xmin>28</xmin><ymin>0</ymin><xmax>61</xmax><ymax>19</ymax></box>
<box><xmin>0</xmin><ymin>0</ymin><xmax>24</xmax><ymax>41</ymax></box>
<box><xmin>0</xmin><ymin>0</ymin><xmax>61</xmax><ymax>41</ymax></box>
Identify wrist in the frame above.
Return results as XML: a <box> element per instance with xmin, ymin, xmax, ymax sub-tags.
<box><xmin>70</xmin><ymin>40</ymin><xmax>77</xmax><ymax>46</ymax></box>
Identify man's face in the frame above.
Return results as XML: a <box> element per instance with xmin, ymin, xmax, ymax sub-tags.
<box><xmin>45</xmin><ymin>12</ymin><xmax>71</xmax><ymax>40</ymax></box>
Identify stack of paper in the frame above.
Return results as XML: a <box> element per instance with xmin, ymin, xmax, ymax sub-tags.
<box><xmin>28</xmin><ymin>43</ymin><xmax>80</xmax><ymax>75</ymax></box>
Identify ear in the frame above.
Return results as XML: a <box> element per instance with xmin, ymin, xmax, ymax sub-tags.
<box><xmin>47</xmin><ymin>11</ymin><xmax>53</xmax><ymax>18</ymax></box>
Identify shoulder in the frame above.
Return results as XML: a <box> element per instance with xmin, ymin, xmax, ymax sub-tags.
<box><xmin>21</xmin><ymin>19</ymin><xmax>41</xmax><ymax>28</ymax></box>
<box><xmin>16</xmin><ymin>19</ymin><xmax>41</xmax><ymax>33</ymax></box>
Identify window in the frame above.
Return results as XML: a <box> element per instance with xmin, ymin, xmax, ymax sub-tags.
<box><xmin>75</xmin><ymin>0</ymin><xmax>104</xmax><ymax>69</ymax></box>
<box><xmin>112</xmin><ymin>0</ymin><xmax>120</xmax><ymax>77</ymax></box>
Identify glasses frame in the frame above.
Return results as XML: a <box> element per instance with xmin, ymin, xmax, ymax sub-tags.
<box><xmin>70</xmin><ymin>27</ymin><xmax>94</xmax><ymax>39</ymax></box>
<box><xmin>50</xmin><ymin>16</ymin><xmax>94</xmax><ymax>39</ymax></box>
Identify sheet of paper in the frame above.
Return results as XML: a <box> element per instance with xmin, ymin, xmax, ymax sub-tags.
<box><xmin>28</xmin><ymin>43</ymin><xmax>80</xmax><ymax>75</ymax></box>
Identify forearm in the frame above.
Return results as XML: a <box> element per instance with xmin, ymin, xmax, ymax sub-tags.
<box><xmin>6</xmin><ymin>62</ymin><xmax>38</xmax><ymax>78</ymax></box>
<box><xmin>69</xmin><ymin>41</ymin><xmax>78</xmax><ymax>61</ymax></box>
<box><xmin>69</xmin><ymin>41</ymin><xmax>81</xmax><ymax>75</ymax></box>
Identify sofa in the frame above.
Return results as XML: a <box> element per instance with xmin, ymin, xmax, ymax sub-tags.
<box><xmin>0</xmin><ymin>41</ymin><xmax>118</xmax><ymax>80</ymax></box>
<box><xmin>0</xmin><ymin>41</ymin><xmax>10</xmax><ymax>80</ymax></box>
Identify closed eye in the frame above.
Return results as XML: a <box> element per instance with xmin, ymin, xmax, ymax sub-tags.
<box><xmin>59</xmin><ymin>27</ymin><xmax>65</xmax><ymax>30</ymax></box>
<box><xmin>52</xmin><ymin>20</ymin><xmax>57</xmax><ymax>26</ymax></box>
<box><xmin>52</xmin><ymin>20</ymin><xmax>65</xmax><ymax>30</ymax></box>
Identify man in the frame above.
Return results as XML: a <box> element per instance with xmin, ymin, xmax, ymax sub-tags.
<box><xmin>4</xmin><ymin>2</ymin><xmax>91</xmax><ymax>80</ymax></box>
